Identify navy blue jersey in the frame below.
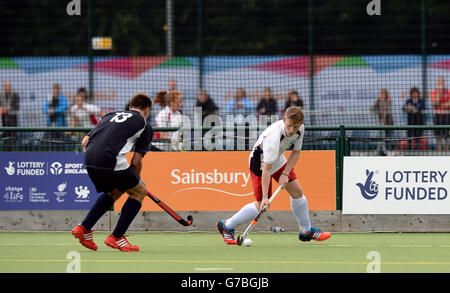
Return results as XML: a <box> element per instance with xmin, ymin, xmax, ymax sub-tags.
<box><xmin>84</xmin><ymin>110</ymin><xmax>154</xmax><ymax>170</ymax></box>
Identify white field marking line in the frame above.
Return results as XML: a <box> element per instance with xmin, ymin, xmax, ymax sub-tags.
<box><xmin>194</xmin><ymin>268</ymin><xmax>234</xmax><ymax>271</ymax></box>
<box><xmin>1</xmin><ymin>258</ymin><xmax>450</xmax><ymax>266</ymax></box>
<box><xmin>0</xmin><ymin>243</ymin><xmax>437</xmax><ymax>248</ymax></box>
<box><xmin>0</xmin><ymin>243</ymin><xmax>76</xmax><ymax>246</ymax></box>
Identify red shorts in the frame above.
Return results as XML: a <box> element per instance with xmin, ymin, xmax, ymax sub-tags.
<box><xmin>250</xmin><ymin>163</ymin><xmax>297</xmax><ymax>201</ymax></box>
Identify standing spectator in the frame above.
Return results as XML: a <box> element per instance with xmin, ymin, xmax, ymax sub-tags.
<box><xmin>153</xmin><ymin>90</ymin><xmax>184</xmax><ymax>151</ymax></box>
<box><xmin>283</xmin><ymin>91</ymin><xmax>304</xmax><ymax>114</ymax></box>
<box><xmin>43</xmin><ymin>84</ymin><xmax>69</xmax><ymax>127</ymax></box>
<box><xmin>429</xmin><ymin>77</ymin><xmax>450</xmax><ymax>151</ymax></box>
<box><xmin>225</xmin><ymin>88</ymin><xmax>253</xmax><ymax>114</ymax></box>
<box><xmin>403</xmin><ymin>87</ymin><xmax>425</xmax><ymax>150</ymax></box>
<box><xmin>0</xmin><ymin>80</ymin><xmax>19</xmax><ymax>151</ymax></box>
<box><xmin>43</xmin><ymin>84</ymin><xmax>69</xmax><ymax>141</ymax></box>
<box><xmin>256</xmin><ymin>87</ymin><xmax>278</xmax><ymax>117</ymax></box>
<box><xmin>69</xmin><ymin>93</ymin><xmax>104</xmax><ymax>138</ymax></box>
<box><xmin>371</xmin><ymin>88</ymin><xmax>394</xmax><ymax>155</ymax></box>
<box><xmin>168</xmin><ymin>79</ymin><xmax>177</xmax><ymax>91</ymax></box>
<box><xmin>196</xmin><ymin>89</ymin><xmax>219</xmax><ymax>122</ymax></box>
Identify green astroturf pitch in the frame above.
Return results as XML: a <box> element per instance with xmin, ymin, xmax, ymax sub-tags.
<box><xmin>1</xmin><ymin>231</ymin><xmax>450</xmax><ymax>273</ymax></box>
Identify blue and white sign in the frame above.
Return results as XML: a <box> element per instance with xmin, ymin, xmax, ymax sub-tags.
<box><xmin>343</xmin><ymin>156</ymin><xmax>450</xmax><ymax>214</ymax></box>
<box><xmin>0</xmin><ymin>153</ymin><xmax>99</xmax><ymax>210</ymax></box>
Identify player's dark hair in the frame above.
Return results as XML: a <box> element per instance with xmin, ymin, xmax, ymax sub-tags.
<box><xmin>129</xmin><ymin>93</ymin><xmax>152</xmax><ymax>110</ymax></box>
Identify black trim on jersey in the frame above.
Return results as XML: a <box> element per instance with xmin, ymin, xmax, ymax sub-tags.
<box><xmin>249</xmin><ymin>146</ymin><xmax>263</xmax><ymax>177</ymax></box>
<box><xmin>135</xmin><ymin>126</ymin><xmax>154</xmax><ymax>155</ymax></box>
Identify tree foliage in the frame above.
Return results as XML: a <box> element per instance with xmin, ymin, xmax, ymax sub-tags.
<box><xmin>0</xmin><ymin>0</ymin><xmax>448</xmax><ymax>56</ymax></box>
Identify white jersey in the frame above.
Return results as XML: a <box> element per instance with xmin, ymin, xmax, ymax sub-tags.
<box><xmin>249</xmin><ymin>120</ymin><xmax>304</xmax><ymax>176</ymax></box>
<box><xmin>154</xmin><ymin>106</ymin><xmax>183</xmax><ymax>151</ymax></box>
<box><xmin>70</xmin><ymin>103</ymin><xmax>101</xmax><ymax>128</ymax></box>
<box><xmin>155</xmin><ymin>106</ymin><xmax>177</xmax><ymax>128</ymax></box>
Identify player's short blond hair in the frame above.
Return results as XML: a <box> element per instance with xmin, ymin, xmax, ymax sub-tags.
<box><xmin>285</xmin><ymin>106</ymin><xmax>304</xmax><ymax>125</ymax></box>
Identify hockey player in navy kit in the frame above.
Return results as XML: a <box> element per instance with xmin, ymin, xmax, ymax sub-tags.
<box><xmin>72</xmin><ymin>91</ymin><xmax>165</xmax><ymax>252</ymax></box>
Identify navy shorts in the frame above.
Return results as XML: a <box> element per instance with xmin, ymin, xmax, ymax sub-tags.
<box><xmin>86</xmin><ymin>166</ymin><xmax>140</xmax><ymax>193</ymax></box>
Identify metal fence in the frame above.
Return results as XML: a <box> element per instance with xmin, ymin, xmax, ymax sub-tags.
<box><xmin>0</xmin><ymin>0</ymin><xmax>449</xmax><ymax>149</ymax></box>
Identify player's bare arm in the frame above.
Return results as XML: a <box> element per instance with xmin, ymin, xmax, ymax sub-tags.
<box><xmin>260</xmin><ymin>162</ymin><xmax>272</xmax><ymax>211</ymax></box>
<box><xmin>130</xmin><ymin>152</ymin><xmax>144</xmax><ymax>176</ymax></box>
<box><xmin>279</xmin><ymin>150</ymin><xmax>300</xmax><ymax>187</ymax></box>
<box><xmin>81</xmin><ymin>135</ymin><xmax>89</xmax><ymax>150</ymax></box>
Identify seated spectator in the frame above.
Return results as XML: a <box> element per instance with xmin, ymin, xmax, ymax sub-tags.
<box><xmin>283</xmin><ymin>90</ymin><xmax>304</xmax><ymax>114</ymax></box>
<box><xmin>153</xmin><ymin>90</ymin><xmax>184</xmax><ymax>151</ymax></box>
<box><xmin>403</xmin><ymin>87</ymin><xmax>425</xmax><ymax>150</ymax></box>
<box><xmin>225</xmin><ymin>88</ymin><xmax>253</xmax><ymax>114</ymax></box>
<box><xmin>256</xmin><ymin>87</ymin><xmax>278</xmax><ymax>117</ymax></box>
<box><xmin>196</xmin><ymin>89</ymin><xmax>219</xmax><ymax>121</ymax></box>
<box><xmin>69</xmin><ymin>93</ymin><xmax>104</xmax><ymax>137</ymax></box>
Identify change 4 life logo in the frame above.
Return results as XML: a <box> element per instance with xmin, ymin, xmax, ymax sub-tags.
<box><xmin>356</xmin><ymin>169</ymin><xmax>379</xmax><ymax>200</ymax></box>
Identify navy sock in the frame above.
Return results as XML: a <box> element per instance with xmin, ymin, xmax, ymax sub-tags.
<box><xmin>81</xmin><ymin>193</ymin><xmax>115</xmax><ymax>230</ymax></box>
<box><xmin>113</xmin><ymin>198</ymin><xmax>142</xmax><ymax>238</ymax></box>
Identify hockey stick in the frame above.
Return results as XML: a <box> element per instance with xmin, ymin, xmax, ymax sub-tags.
<box><xmin>236</xmin><ymin>186</ymin><xmax>283</xmax><ymax>246</ymax></box>
<box><xmin>146</xmin><ymin>191</ymin><xmax>193</xmax><ymax>226</ymax></box>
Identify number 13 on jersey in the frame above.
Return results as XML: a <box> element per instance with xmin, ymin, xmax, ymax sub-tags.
<box><xmin>110</xmin><ymin>112</ymin><xmax>133</xmax><ymax>123</ymax></box>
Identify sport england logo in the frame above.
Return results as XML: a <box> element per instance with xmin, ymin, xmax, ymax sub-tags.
<box><xmin>50</xmin><ymin>162</ymin><xmax>63</xmax><ymax>175</ymax></box>
<box><xmin>4</xmin><ymin>162</ymin><xmax>15</xmax><ymax>175</ymax></box>
<box><xmin>356</xmin><ymin>169</ymin><xmax>379</xmax><ymax>200</ymax></box>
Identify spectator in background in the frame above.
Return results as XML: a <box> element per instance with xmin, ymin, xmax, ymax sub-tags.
<box><xmin>76</xmin><ymin>87</ymin><xmax>88</xmax><ymax>101</ymax></box>
<box><xmin>371</xmin><ymin>88</ymin><xmax>394</xmax><ymax>155</ymax></box>
<box><xmin>283</xmin><ymin>91</ymin><xmax>304</xmax><ymax>114</ymax></box>
<box><xmin>196</xmin><ymin>89</ymin><xmax>219</xmax><ymax>122</ymax></box>
<box><xmin>67</xmin><ymin>87</ymin><xmax>117</xmax><ymax>103</ymax></box>
<box><xmin>168</xmin><ymin>79</ymin><xmax>177</xmax><ymax>91</ymax></box>
<box><xmin>69</xmin><ymin>93</ymin><xmax>104</xmax><ymax>137</ymax></box>
<box><xmin>403</xmin><ymin>87</ymin><xmax>425</xmax><ymax>150</ymax></box>
<box><xmin>225</xmin><ymin>88</ymin><xmax>253</xmax><ymax>114</ymax></box>
<box><xmin>0</xmin><ymin>80</ymin><xmax>20</xmax><ymax>151</ymax></box>
<box><xmin>256</xmin><ymin>87</ymin><xmax>278</xmax><ymax>117</ymax></box>
<box><xmin>43</xmin><ymin>84</ymin><xmax>69</xmax><ymax>127</ymax></box>
<box><xmin>0</xmin><ymin>80</ymin><xmax>19</xmax><ymax>127</ymax></box>
<box><xmin>429</xmin><ymin>77</ymin><xmax>450</xmax><ymax>151</ymax></box>
<box><xmin>43</xmin><ymin>84</ymin><xmax>69</xmax><ymax>140</ymax></box>
<box><xmin>153</xmin><ymin>90</ymin><xmax>184</xmax><ymax>151</ymax></box>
